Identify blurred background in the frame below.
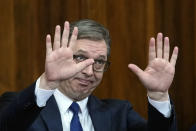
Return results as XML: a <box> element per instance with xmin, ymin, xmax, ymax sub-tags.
<box><xmin>0</xmin><ymin>0</ymin><xmax>195</xmax><ymax>130</ymax></box>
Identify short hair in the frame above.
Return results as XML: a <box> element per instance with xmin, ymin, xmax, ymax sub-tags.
<box><xmin>69</xmin><ymin>19</ymin><xmax>111</xmax><ymax>59</ymax></box>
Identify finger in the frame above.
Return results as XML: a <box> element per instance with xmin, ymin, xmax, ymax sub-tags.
<box><xmin>46</xmin><ymin>34</ymin><xmax>52</xmax><ymax>55</ymax></box>
<box><xmin>68</xmin><ymin>27</ymin><xmax>78</xmax><ymax>48</ymax></box>
<box><xmin>62</xmin><ymin>21</ymin><xmax>70</xmax><ymax>48</ymax></box>
<box><xmin>156</xmin><ymin>33</ymin><xmax>163</xmax><ymax>58</ymax></box>
<box><xmin>128</xmin><ymin>64</ymin><xmax>144</xmax><ymax>79</ymax></box>
<box><xmin>149</xmin><ymin>38</ymin><xmax>156</xmax><ymax>63</ymax></box>
<box><xmin>170</xmin><ymin>46</ymin><xmax>179</xmax><ymax>67</ymax></box>
<box><xmin>75</xmin><ymin>59</ymin><xmax>94</xmax><ymax>72</ymax></box>
<box><xmin>53</xmin><ymin>25</ymin><xmax>61</xmax><ymax>50</ymax></box>
<box><xmin>163</xmin><ymin>37</ymin><xmax>170</xmax><ymax>61</ymax></box>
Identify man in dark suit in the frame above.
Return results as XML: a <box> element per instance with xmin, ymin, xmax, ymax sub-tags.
<box><xmin>0</xmin><ymin>19</ymin><xmax>178</xmax><ymax>131</ymax></box>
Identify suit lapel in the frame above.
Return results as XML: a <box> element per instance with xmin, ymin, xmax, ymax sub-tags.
<box><xmin>88</xmin><ymin>95</ymin><xmax>111</xmax><ymax>131</ymax></box>
<box><xmin>40</xmin><ymin>95</ymin><xmax>63</xmax><ymax>131</ymax></box>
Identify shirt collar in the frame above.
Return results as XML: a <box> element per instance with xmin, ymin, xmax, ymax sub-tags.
<box><xmin>54</xmin><ymin>89</ymin><xmax>88</xmax><ymax>114</ymax></box>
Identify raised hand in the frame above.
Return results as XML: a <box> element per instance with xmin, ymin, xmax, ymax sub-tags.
<box><xmin>128</xmin><ymin>33</ymin><xmax>178</xmax><ymax>101</ymax></box>
<box><xmin>40</xmin><ymin>22</ymin><xmax>94</xmax><ymax>90</ymax></box>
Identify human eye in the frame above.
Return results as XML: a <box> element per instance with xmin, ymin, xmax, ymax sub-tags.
<box><xmin>73</xmin><ymin>55</ymin><xmax>87</xmax><ymax>62</ymax></box>
<box><xmin>94</xmin><ymin>59</ymin><xmax>106</xmax><ymax>65</ymax></box>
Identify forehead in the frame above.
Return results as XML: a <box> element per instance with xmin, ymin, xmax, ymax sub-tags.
<box><xmin>72</xmin><ymin>39</ymin><xmax>107</xmax><ymax>58</ymax></box>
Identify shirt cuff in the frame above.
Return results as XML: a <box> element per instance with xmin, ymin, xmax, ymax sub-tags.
<box><xmin>148</xmin><ymin>97</ymin><xmax>171</xmax><ymax>118</ymax></box>
<box><xmin>35</xmin><ymin>77</ymin><xmax>55</xmax><ymax>107</ymax></box>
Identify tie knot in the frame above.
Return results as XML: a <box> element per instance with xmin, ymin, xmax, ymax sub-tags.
<box><xmin>69</xmin><ymin>102</ymin><xmax>80</xmax><ymax>114</ymax></box>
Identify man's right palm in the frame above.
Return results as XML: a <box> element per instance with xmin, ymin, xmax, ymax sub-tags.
<box><xmin>45</xmin><ymin>22</ymin><xmax>94</xmax><ymax>81</ymax></box>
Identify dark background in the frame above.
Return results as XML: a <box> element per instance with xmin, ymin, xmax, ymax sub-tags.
<box><xmin>0</xmin><ymin>0</ymin><xmax>195</xmax><ymax>130</ymax></box>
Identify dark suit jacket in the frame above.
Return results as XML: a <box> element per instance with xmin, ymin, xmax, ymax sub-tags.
<box><xmin>190</xmin><ymin>124</ymin><xmax>196</xmax><ymax>131</ymax></box>
<box><xmin>0</xmin><ymin>83</ymin><xmax>42</xmax><ymax>131</ymax></box>
<box><xmin>0</xmin><ymin>83</ymin><xmax>177</xmax><ymax>131</ymax></box>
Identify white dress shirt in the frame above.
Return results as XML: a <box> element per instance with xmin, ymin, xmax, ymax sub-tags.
<box><xmin>54</xmin><ymin>89</ymin><xmax>94</xmax><ymax>131</ymax></box>
<box><xmin>34</xmin><ymin>77</ymin><xmax>171</xmax><ymax>130</ymax></box>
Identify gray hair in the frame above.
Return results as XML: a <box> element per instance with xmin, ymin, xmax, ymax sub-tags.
<box><xmin>69</xmin><ymin>19</ymin><xmax>111</xmax><ymax>59</ymax></box>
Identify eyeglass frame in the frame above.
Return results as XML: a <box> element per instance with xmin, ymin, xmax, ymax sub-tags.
<box><xmin>73</xmin><ymin>54</ymin><xmax>110</xmax><ymax>72</ymax></box>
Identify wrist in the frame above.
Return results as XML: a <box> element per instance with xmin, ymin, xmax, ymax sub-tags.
<box><xmin>147</xmin><ymin>90</ymin><xmax>169</xmax><ymax>101</ymax></box>
<box><xmin>40</xmin><ymin>73</ymin><xmax>59</xmax><ymax>90</ymax></box>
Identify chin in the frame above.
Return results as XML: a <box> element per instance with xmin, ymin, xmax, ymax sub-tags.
<box><xmin>72</xmin><ymin>92</ymin><xmax>89</xmax><ymax>101</ymax></box>
<box><xmin>73</xmin><ymin>87</ymin><xmax>96</xmax><ymax>100</ymax></box>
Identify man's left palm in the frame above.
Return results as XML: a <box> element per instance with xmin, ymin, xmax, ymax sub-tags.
<box><xmin>129</xmin><ymin>33</ymin><xmax>178</xmax><ymax>101</ymax></box>
<box><xmin>143</xmin><ymin>58</ymin><xmax>175</xmax><ymax>92</ymax></box>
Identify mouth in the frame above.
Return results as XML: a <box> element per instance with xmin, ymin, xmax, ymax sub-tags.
<box><xmin>75</xmin><ymin>78</ymin><xmax>93</xmax><ymax>86</ymax></box>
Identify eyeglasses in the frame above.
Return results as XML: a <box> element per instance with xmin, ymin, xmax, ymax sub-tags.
<box><xmin>73</xmin><ymin>54</ymin><xmax>110</xmax><ymax>72</ymax></box>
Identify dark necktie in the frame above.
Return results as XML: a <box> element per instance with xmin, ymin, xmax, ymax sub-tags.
<box><xmin>69</xmin><ymin>102</ymin><xmax>83</xmax><ymax>131</ymax></box>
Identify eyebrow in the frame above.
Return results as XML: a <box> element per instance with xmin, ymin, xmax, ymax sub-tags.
<box><xmin>75</xmin><ymin>50</ymin><xmax>88</xmax><ymax>55</ymax></box>
<box><xmin>75</xmin><ymin>49</ymin><xmax>106</xmax><ymax>60</ymax></box>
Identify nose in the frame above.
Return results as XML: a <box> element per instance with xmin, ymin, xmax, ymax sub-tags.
<box><xmin>82</xmin><ymin>64</ymin><xmax>94</xmax><ymax>76</ymax></box>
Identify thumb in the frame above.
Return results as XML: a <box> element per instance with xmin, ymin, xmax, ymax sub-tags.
<box><xmin>128</xmin><ymin>64</ymin><xmax>144</xmax><ymax>79</ymax></box>
<box><xmin>76</xmin><ymin>59</ymin><xmax>94</xmax><ymax>71</ymax></box>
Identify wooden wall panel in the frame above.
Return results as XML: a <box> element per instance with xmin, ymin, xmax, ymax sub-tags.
<box><xmin>172</xmin><ymin>0</ymin><xmax>196</xmax><ymax>130</ymax></box>
<box><xmin>0</xmin><ymin>0</ymin><xmax>195</xmax><ymax>130</ymax></box>
<box><xmin>0</xmin><ymin>0</ymin><xmax>16</xmax><ymax>93</ymax></box>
